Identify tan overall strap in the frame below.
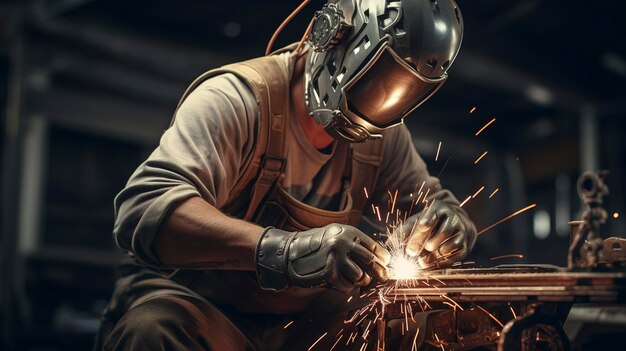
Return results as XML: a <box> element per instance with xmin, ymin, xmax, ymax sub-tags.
<box><xmin>170</xmin><ymin>54</ymin><xmax>291</xmax><ymax>221</ymax></box>
<box><xmin>347</xmin><ymin>139</ymin><xmax>385</xmax><ymax>226</ymax></box>
<box><xmin>234</xmin><ymin>60</ymin><xmax>289</xmax><ymax>221</ymax></box>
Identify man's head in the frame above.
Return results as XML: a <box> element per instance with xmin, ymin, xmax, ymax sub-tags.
<box><xmin>304</xmin><ymin>0</ymin><xmax>463</xmax><ymax>142</ymax></box>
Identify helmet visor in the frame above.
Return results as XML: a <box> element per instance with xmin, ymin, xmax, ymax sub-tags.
<box><xmin>344</xmin><ymin>46</ymin><xmax>445</xmax><ymax>127</ymax></box>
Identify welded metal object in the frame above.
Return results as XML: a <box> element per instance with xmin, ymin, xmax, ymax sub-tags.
<box><xmin>370</xmin><ymin>172</ymin><xmax>626</xmax><ymax>350</ymax></box>
<box><xmin>373</xmin><ymin>266</ymin><xmax>625</xmax><ymax>350</ymax></box>
<box><xmin>568</xmin><ymin>171</ymin><xmax>610</xmax><ymax>268</ymax></box>
<box><xmin>603</xmin><ymin>237</ymin><xmax>626</xmax><ymax>264</ymax></box>
<box><xmin>498</xmin><ymin>306</ymin><xmax>570</xmax><ymax>351</ymax></box>
<box><xmin>385</xmin><ymin>265</ymin><xmax>626</xmax><ymax>303</ymax></box>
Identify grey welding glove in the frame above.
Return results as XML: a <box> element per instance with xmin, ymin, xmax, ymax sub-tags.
<box><xmin>402</xmin><ymin>201</ymin><xmax>476</xmax><ymax>268</ymax></box>
<box><xmin>255</xmin><ymin>224</ymin><xmax>391</xmax><ymax>293</ymax></box>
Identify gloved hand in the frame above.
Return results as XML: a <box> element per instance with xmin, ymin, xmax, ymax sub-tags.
<box><xmin>255</xmin><ymin>224</ymin><xmax>391</xmax><ymax>293</ymax></box>
<box><xmin>402</xmin><ymin>201</ymin><xmax>476</xmax><ymax>268</ymax></box>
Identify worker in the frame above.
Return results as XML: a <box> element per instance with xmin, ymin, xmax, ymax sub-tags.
<box><xmin>96</xmin><ymin>0</ymin><xmax>476</xmax><ymax>350</ymax></box>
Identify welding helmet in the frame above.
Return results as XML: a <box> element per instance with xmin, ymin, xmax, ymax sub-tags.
<box><xmin>304</xmin><ymin>0</ymin><xmax>463</xmax><ymax>142</ymax></box>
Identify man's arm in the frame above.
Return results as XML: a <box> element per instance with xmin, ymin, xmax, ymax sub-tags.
<box><xmin>154</xmin><ymin>196</ymin><xmax>263</xmax><ymax>270</ymax></box>
<box><xmin>113</xmin><ymin>74</ymin><xmax>259</xmax><ymax>268</ymax></box>
<box><xmin>113</xmin><ymin>73</ymin><xmax>390</xmax><ymax>290</ymax></box>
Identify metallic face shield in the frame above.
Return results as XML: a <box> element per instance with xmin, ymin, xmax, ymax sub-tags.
<box><xmin>342</xmin><ymin>45</ymin><xmax>446</xmax><ymax>129</ymax></box>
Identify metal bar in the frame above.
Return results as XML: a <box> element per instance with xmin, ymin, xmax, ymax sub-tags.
<box><xmin>31</xmin><ymin>19</ymin><xmax>232</xmax><ymax>81</ymax></box>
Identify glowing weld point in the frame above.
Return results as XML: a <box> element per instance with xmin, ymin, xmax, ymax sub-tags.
<box><xmin>389</xmin><ymin>255</ymin><xmax>421</xmax><ymax>280</ymax></box>
<box><xmin>614</xmin><ymin>212</ymin><xmax>620</xmax><ymax>219</ymax></box>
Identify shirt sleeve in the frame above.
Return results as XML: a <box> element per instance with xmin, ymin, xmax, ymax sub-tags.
<box><xmin>112</xmin><ymin>74</ymin><xmax>258</xmax><ymax>265</ymax></box>
<box><xmin>365</xmin><ymin>124</ymin><xmax>465</xmax><ymax>230</ymax></box>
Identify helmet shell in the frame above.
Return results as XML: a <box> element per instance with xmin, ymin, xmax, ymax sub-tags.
<box><xmin>304</xmin><ymin>0</ymin><xmax>463</xmax><ymax>142</ymax></box>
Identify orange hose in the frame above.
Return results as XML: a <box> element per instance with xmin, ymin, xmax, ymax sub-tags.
<box><xmin>295</xmin><ymin>17</ymin><xmax>314</xmax><ymax>54</ymax></box>
<box><xmin>266</xmin><ymin>0</ymin><xmax>311</xmax><ymax>56</ymax></box>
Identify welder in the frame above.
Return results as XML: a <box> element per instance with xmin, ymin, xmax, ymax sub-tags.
<box><xmin>96</xmin><ymin>0</ymin><xmax>476</xmax><ymax>350</ymax></box>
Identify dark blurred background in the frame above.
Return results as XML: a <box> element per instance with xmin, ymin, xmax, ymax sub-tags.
<box><xmin>1</xmin><ymin>0</ymin><xmax>625</xmax><ymax>349</ymax></box>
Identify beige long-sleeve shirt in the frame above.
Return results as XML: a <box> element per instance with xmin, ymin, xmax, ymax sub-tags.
<box><xmin>111</xmin><ymin>51</ymin><xmax>471</xmax><ymax>313</ymax></box>
<box><xmin>113</xmin><ymin>52</ymin><xmax>462</xmax><ymax>268</ymax></box>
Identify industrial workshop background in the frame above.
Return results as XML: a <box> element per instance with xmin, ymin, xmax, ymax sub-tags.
<box><xmin>1</xmin><ymin>0</ymin><xmax>625</xmax><ymax>350</ymax></box>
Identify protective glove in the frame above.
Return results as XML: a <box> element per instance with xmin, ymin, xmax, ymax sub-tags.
<box><xmin>255</xmin><ymin>224</ymin><xmax>391</xmax><ymax>293</ymax></box>
<box><xmin>402</xmin><ymin>201</ymin><xmax>476</xmax><ymax>268</ymax></box>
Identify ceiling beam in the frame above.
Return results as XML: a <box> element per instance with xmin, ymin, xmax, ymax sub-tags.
<box><xmin>30</xmin><ymin>19</ymin><xmax>235</xmax><ymax>81</ymax></box>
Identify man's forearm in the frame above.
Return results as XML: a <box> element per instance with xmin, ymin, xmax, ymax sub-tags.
<box><xmin>154</xmin><ymin>196</ymin><xmax>264</xmax><ymax>270</ymax></box>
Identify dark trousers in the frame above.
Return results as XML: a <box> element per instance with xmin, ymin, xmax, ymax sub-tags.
<box><xmin>97</xmin><ymin>274</ymin><xmax>370</xmax><ymax>351</ymax></box>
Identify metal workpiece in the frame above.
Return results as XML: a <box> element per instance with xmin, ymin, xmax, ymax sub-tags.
<box><xmin>366</xmin><ymin>171</ymin><xmax>626</xmax><ymax>350</ymax></box>
<box><xmin>370</xmin><ymin>265</ymin><xmax>625</xmax><ymax>350</ymax></box>
<box><xmin>569</xmin><ymin>171</ymin><xmax>610</xmax><ymax>269</ymax></box>
<box><xmin>383</xmin><ymin>265</ymin><xmax>626</xmax><ymax>303</ymax></box>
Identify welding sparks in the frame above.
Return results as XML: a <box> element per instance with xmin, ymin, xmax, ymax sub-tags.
<box><xmin>364</xmin><ymin>187</ymin><xmax>369</xmax><ymax>199</ymax></box>
<box><xmin>391</xmin><ymin>189</ymin><xmax>399</xmax><ymax>214</ymax></box>
<box><xmin>330</xmin><ymin>335</ymin><xmax>343</xmax><ymax>351</ymax></box>
<box><xmin>614</xmin><ymin>212</ymin><xmax>620</xmax><ymax>219</ymax></box>
<box><xmin>475</xmin><ymin>118</ymin><xmax>496</xmax><ymax>136</ymax></box>
<box><xmin>434</xmin><ymin>333</ymin><xmax>445</xmax><ymax>351</ymax></box>
<box><xmin>477</xmin><ymin>204</ymin><xmax>537</xmax><ymax>236</ymax></box>
<box><xmin>435</xmin><ymin>141</ymin><xmax>442</xmax><ymax>161</ymax></box>
<box><xmin>441</xmin><ymin>294</ymin><xmax>464</xmax><ymax>311</ymax></box>
<box><xmin>490</xmin><ymin>254</ymin><xmax>524</xmax><ymax>261</ymax></box>
<box><xmin>474</xmin><ymin>151</ymin><xmax>488</xmax><ymax>164</ymax></box>
<box><xmin>422</xmin><ymin>188</ymin><xmax>431</xmax><ymax>203</ymax></box>
<box><xmin>476</xmin><ymin>305</ymin><xmax>504</xmax><ymax>328</ymax></box>
<box><xmin>459</xmin><ymin>195</ymin><xmax>472</xmax><ymax>208</ymax></box>
<box><xmin>308</xmin><ymin>332</ymin><xmax>328</xmax><ymax>350</ymax></box>
<box><xmin>283</xmin><ymin>320</ymin><xmax>294</xmax><ymax>329</ymax></box>
<box><xmin>489</xmin><ymin>188</ymin><xmax>500</xmax><ymax>199</ymax></box>
<box><xmin>509</xmin><ymin>306</ymin><xmax>518</xmax><ymax>319</ymax></box>
<box><xmin>437</xmin><ymin>156</ymin><xmax>452</xmax><ymax>178</ymax></box>
<box><xmin>472</xmin><ymin>186</ymin><xmax>485</xmax><ymax>198</ymax></box>
<box><xmin>411</xmin><ymin>328</ymin><xmax>420</xmax><ymax>351</ymax></box>
<box><xmin>470</xmin><ymin>106</ymin><xmax>477</xmax><ymax>114</ymax></box>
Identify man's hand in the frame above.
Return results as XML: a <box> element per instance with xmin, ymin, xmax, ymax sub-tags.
<box><xmin>403</xmin><ymin>201</ymin><xmax>476</xmax><ymax>268</ymax></box>
<box><xmin>255</xmin><ymin>224</ymin><xmax>391</xmax><ymax>293</ymax></box>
